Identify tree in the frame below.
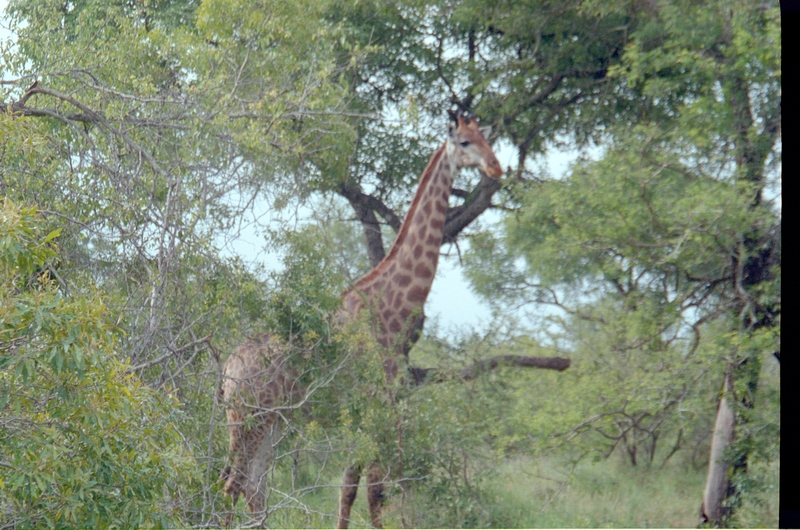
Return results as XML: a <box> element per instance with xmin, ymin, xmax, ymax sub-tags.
<box><xmin>2</xmin><ymin>0</ymin><xmax>360</xmax><ymax>523</ymax></box>
<box><xmin>1</xmin><ymin>0</ymin><xmax>672</xmax><ymax>384</ymax></box>
<box><xmin>464</xmin><ymin>0</ymin><xmax>780</xmax><ymax>525</ymax></box>
<box><xmin>322</xmin><ymin>0</ymin><xmax>650</xmax><ymax>268</ymax></box>
<box><xmin>1</xmin><ymin>0</ymin><xmax>357</xmax><ymax>370</ymax></box>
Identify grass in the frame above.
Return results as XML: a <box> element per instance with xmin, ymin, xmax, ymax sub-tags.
<box><xmin>314</xmin><ymin>453</ymin><xmax>776</xmax><ymax>528</ymax></box>
<box><xmin>217</xmin><ymin>421</ymin><xmax>780</xmax><ymax>529</ymax></box>
<box><xmin>480</xmin><ymin>450</ymin><xmax>778</xmax><ymax>529</ymax></box>
<box><xmin>219</xmin><ymin>447</ymin><xmax>778</xmax><ymax>528</ymax></box>
<box><xmin>482</xmin><ymin>455</ymin><xmax>706</xmax><ymax>528</ymax></box>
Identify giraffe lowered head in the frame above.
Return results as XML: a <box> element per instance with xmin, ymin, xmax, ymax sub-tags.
<box><xmin>447</xmin><ymin>111</ymin><xmax>503</xmax><ymax>178</ymax></box>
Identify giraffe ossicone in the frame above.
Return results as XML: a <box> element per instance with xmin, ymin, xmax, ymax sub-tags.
<box><xmin>219</xmin><ymin>111</ymin><xmax>503</xmax><ymax>528</ymax></box>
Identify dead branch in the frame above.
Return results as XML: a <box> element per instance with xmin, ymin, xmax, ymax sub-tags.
<box><xmin>407</xmin><ymin>354</ymin><xmax>570</xmax><ymax>385</ymax></box>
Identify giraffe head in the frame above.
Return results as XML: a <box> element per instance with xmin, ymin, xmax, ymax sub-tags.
<box><xmin>447</xmin><ymin>111</ymin><xmax>503</xmax><ymax>178</ymax></box>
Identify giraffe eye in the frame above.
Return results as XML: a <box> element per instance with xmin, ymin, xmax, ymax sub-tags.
<box><xmin>460</xmin><ymin>141</ymin><xmax>470</xmax><ymax>147</ymax></box>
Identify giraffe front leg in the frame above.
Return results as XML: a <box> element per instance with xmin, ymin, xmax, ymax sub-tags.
<box><xmin>223</xmin><ymin>411</ymin><xmax>244</xmax><ymax>497</ymax></box>
<box><xmin>244</xmin><ymin>421</ymin><xmax>278</xmax><ymax>528</ymax></box>
<box><xmin>337</xmin><ymin>464</ymin><xmax>363</xmax><ymax>529</ymax></box>
<box><xmin>366</xmin><ymin>463</ymin><xmax>386</xmax><ymax>529</ymax></box>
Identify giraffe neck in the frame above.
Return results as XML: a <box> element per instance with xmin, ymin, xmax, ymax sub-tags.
<box><xmin>343</xmin><ymin>141</ymin><xmax>457</xmax><ymax>351</ymax></box>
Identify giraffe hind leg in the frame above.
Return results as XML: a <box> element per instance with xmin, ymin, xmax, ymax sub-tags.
<box><xmin>244</xmin><ymin>419</ymin><xmax>277</xmax><ymax>525</ymax></box>
<box><xmin>366</xmin><ymin>464</ymin><xmax>385</xmax><ymax>529</ymax></box>
<box><xmin>337</xmin><ymin>464</ymin><xmax>362</xmax><ymax>529</ymax></box>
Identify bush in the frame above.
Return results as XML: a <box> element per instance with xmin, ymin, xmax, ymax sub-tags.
<box><xmin>0</xmin><ymin>200</ymin><xmax>192</xmax><ymax>528</ymax></box>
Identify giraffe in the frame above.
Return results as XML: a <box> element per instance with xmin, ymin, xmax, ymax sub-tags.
<box><xmin>334</xmin><ymin>111</ymin><xmax>502</xmax><ymax>528</ymax></box>
<box><xmin>218</xmin><ymin>333</ymin><xmax>302</xmax><ymax>526</ymax></box>
<box><xmin>219</xmin><ymin>111</ymin><xmax>503</xmax><ymax>528</ymax></box>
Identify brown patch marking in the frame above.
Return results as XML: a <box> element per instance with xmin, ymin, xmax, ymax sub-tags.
<box><xmin>415</xmin><ymin>263</ymin><xmax>433</xmax><ymax>279</ymax></box>
<box><xmin>407</xmin><ymin>285</ymin><xmax>427</xmax><ymax>303</ymax></box>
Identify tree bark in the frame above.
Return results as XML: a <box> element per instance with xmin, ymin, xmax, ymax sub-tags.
<box><xmin>340</xmin><ymin>183</ymin><xmax>389</xmax><ymax>267</ymax></box>
<box><xmin>694</xmin><ymin>17</ymin><xmax>781</xmax><ymax>520</ymax></box>
<box><xmin>443</xmin><ymin>174</ymin><xmax>502</xmax><ymax>244</ymax></box>
<box><xmin>700</xmin><ymin>373</ymin><xmax>736</xmax><ymax>525</ymax></box>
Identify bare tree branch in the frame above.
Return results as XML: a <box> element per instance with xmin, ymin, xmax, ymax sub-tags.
<box><xmin>407</xmin><ymin>354</ymin><xmax>571</xmax><ymax>385</ymax></box>
<box><xmin>340</xmin><ymin>183</ymin><xmax>390</xmax><ymax>267</ymax></box>
<box><xmin>5</xmin><ymin>82</ymin><xmax>172</xmax><ymax>182</ymax></box>
<box><xmin>443</xmin><ymin>175</ymin><xmax>502</xmax><ymax>243</ymax></box>
<box><xmin>339</xmin><ymin>182</ymin><xmax>403</xmax><ymax>233</ymax></box>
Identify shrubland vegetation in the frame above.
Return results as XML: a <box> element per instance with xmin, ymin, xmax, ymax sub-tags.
<box><xmin>1</xmin><ymin>0</ymin><xmax>779</xmax><ymax>527</ymax></box>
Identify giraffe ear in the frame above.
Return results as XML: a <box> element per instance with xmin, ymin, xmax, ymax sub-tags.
<box><xmin>479</xmin><ymin>125</ymin><xmax>492</xmax><ymax>139</ymax></box>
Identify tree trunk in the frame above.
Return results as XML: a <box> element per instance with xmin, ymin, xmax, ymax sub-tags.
<box><xmin>700</xmin><ymin>373</ymin><xmax>735</xmax><ymax>525</ymax></box>
<box><xmin>648</xmin><ymin>430</ymin><xmax>658</xmax><ymax>464</ymax></box>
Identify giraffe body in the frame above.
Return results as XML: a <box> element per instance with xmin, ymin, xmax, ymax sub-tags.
<box><xmin>219</xmin><ymin>334</ymin><xmax>300</xmax><ymax>525</ymax></box>
<box><xmin>219</xmin><ymin>112</ymin><xmax>502</xmax><ymax>528</ymax></box>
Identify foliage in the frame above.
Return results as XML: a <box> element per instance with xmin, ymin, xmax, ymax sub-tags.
<box><xmin>464</xmin><ymin>0</ymin><xmax>779</xmax><ymax>524</ymax></box>
<box><xmin>0</xmin><ymin>0</ymin><xmax>779</xmax><ymax>526</ymax></box>
<box><xmin>0</xmin><ymin>200</ymin><xmax>191</xmax><ymax>528</ymax></box>
<box><xmin>1</xmin><ymin>0</ymin><xmax>358</xmax><ymax>369</ymax></box>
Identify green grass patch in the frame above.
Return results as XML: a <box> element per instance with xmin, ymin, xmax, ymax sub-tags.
<box><xmin>482</xmin><ymin>455</ymin><xmax>706</xmax><ymax>528</ymax></box>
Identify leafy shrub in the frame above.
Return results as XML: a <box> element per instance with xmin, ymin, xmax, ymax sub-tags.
<box><xmin>0</xmin><ymin>200</ymin><xmax>192</xmax><ymax>528</ymax></box>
